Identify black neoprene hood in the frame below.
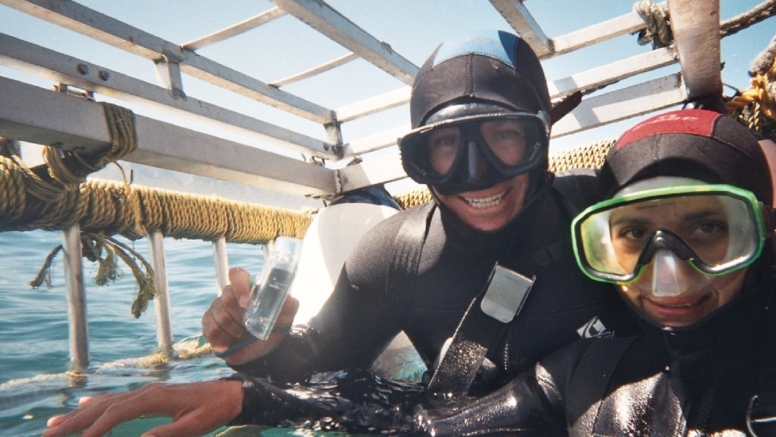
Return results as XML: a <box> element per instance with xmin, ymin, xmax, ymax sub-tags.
<box><xmin>600</xmin><ymin>109</ymin><xmax>773</xmax><ymax>204</ymax></box>
<box><xmin>409</xmin><ymin>30</ymin><xmax>551</xmax><ymax>129</ymax></box>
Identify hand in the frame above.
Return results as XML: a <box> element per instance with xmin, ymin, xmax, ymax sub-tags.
<box><xmin>202</xmin><ymin>267</ymin><xmax>299</xmax><ymax>365</ymax></box>
<box><xmin>42</xmin><ymin>380</ymin><xmax>243</xmax><ymax>437</ymax></box>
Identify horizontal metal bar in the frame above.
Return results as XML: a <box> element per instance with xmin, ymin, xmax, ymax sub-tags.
<box><xmin>341</xmin><ymin>124</ymin><xmax>409</xmax><ymax>158</ymax></box>
<box><xmin>0</xmin><ymin>0</ymin><xmax>334</xmax><ymax>124</ymax></box>
<box><xmin>334</xmin><ymin>49</ymin><xmax>675</xmax><ymax>128</ymax></box>
<box><xmin>0</xmin><ymin>33</ymin><xmax>338</xmax><ymax>160</ymax></box>
<box><xmin>270</xmin><ymin>52</ymin><xmax>358</xmax><ymax>88</ymax></box>
<box><xmin>0</xmin><ymin>76</ymin><xmax>338</xmax><ymax>197</ymax></box>
<box><xmin>337</xmin><ymin>151</ymin><xmax>406</xmax><ymax>193</ymax></box>
<box><xmin>552</xmin><ymin>74</ymin><xmax>687</xmax><ymax>138</ymax></box>
<box><xmin>490</xmin><ymin>0</ymin><xmax>656</xmax><ymax>59</ymax></box>
<box><xmin>182</xmin><ymin>7</ymin><xmax>288</xmax><ymax>51</ymax></box>
<box><xmin>667</xmin><ymin>0</ymin><xmax>722</xmax><ymax>99</ymax></box>
<box><xmin>338</xmin><ymin>51</ymin><xmax>677</xmax><ymax>159</ymax></box>
<box><xmin>334</xmin><ymin>86</ymin><xmax>410</xmax><ymax>123</ymax></box>
<box><xmin>270</xmin><ymin>0</ymin><xmax>419</xmax><ymax>85</ymax></box>
<box><xmin>489</xmin><ymin>0</ymin><xmax>552</xmax><ymax>57</ymax></box>
<box><xmin>548</xmin><ymin>47</ymin><xmax>677</xmax><ymax>98</ymax></box>
<box><xmin>549</xmin><ymin>8</ymin><xmax>650</xmax><ymax>57</ymax></box>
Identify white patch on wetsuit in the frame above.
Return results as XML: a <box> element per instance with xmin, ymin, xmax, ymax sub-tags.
<box><xmin>577</xmin><ymin>316</ymin><xmax>614</xmax><ymax>339</ymax></box>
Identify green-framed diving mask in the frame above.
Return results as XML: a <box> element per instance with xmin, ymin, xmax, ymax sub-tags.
<box><xmin>571</xmin><ymin>184</ymin><xmax>768</xmax><ymax>285</ymax></box>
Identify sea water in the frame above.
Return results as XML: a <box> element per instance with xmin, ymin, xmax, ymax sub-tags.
<box><xmin>0</xmin><ymin>230</ymin><xmax>249</xmax><ymax>436</ymax></box>
<box><xmin>0</xmin><ymin>230</ymin><xmax>425</xmax><ymax>437</ymax></box>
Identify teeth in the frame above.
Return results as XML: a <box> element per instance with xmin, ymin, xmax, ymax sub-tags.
<box><xmin>463</xmin><ymin>191</ymin><xmax>506</xmax><ymax>209</ymax></box>
<box><xmin>661</xmin><ymin>301</ymin><xmax>697</xmax><ymax>308</ymax></box>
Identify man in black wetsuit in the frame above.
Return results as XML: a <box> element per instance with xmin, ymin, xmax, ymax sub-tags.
<box><xmin>202</xmin><ymin>29</ymin><xmax>637</xmax><ymax>388</ymax></box>
<box><xmin>414</xmin><ymin>109</ymin><xmax>776</xmax><ymax>436</ymax></box>
<box><xmin>42</xmin><ymin>30</ymin><xmax>639</xmax><ymax>437</ymax></box>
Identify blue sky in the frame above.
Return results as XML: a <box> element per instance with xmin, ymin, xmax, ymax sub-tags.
<box><xmin>0</xmin><ymin>1</ymin><xmax>773</xmax><ymax>199</ymax></box>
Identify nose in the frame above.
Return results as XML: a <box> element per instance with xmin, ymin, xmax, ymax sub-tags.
<box><xmin>649</xmin><ymin>249</ymin><xmax>694</xmax><ymax>297</ymax></box>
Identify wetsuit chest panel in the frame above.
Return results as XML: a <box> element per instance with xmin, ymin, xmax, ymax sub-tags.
<box><xmin>403</xmin><ymin>210</ymin><xmax>500</xmax><ymax>366</ymax></box>
<box><xmin>502</xmin><ymin>260</ymin><xmax>616</xmax><ymax>373</ymax></box>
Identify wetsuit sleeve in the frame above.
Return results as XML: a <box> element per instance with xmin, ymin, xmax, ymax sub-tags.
<box><xmin>225</xmin><ymin>373</ymin><xmax>334</xmax><ymax>426</ymax></box>
<box><xmin>413</xmin><ymin>372</ymin><xmax>565</xmax><ymax>436</ymax></box>
<box><xmin>229</xmin><ymin>214</ymin><xmax>408</xmax><ymax>381</ymax></box>
<box><xmin>412</xmin><ymin>341</ymin><xmax>594</xmax><ymax>436</ymax></box>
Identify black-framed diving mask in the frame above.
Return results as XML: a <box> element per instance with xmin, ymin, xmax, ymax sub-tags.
<box><xmin>571</xmin><ymin>184</ymin><xmax>767</xmax><ymax>288</ymax></box>
<box><xmin>398</xmin><ymin>112</ymin><xmax>549</xmax><ymax>193</ymax></box>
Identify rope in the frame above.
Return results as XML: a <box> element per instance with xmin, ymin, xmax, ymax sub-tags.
<box><xmin>633</xmin><ymin>0</ymin><xmax>673</xmax><ymax>49</ymax></box>
<box><xmin>548</xmin><ymin>139</ymin><xmax>617</xmax><ymax>173</ymax></box>
<box><xmin>720</xmin><ymin>0</ymin><xmax>776</xmax><ymax>39</ymax></box>
<box><xmin>750</xmin><ymin>34</ymin><xmax>776</xmax><ymax>78</ymax></box>
<box><xmin>726</xmin><ymin>35</ymin><xmax>776</xmax><ymax>141</ymax></box>
<box><xmin>43</xmin><ymin>102</ymin><xmax>137</xmax><ymax>189</ymax></box>
<box><xmin>632</xmin><ymin>0</ymin><xmax>776</xmax><ymax>49</ymax></box>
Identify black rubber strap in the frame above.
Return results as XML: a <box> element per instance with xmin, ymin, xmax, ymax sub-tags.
<box><xmin>427</xmin><ymin>290</ymin><xmax>510</xmax><ymax>396</ymax></box>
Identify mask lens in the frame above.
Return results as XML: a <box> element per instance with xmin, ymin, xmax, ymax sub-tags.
<box><xmin>479</xmin><ymin>119</ymin><xmax>531</xmax><ymax>167</ymax></box>
<box><xmin>426</xmin><ymin>126</ymin><xmax>463</xmax><ymax>176</ymax></box>
<box><xmin>572</xmin><ymin>185</ymin><xmax>764</xmax><ymax>283</ymax></box>
<box><xmin>398</xmin><ymin>113</ymin><xmax>548</xmax><ymax>185</ymax></box>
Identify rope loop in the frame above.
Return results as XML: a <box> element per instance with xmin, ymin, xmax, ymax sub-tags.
<box><xmin>633</xmin><ymin>0</ymin><xmax>673</xmax><ymax>49</ymax></box>
<box><xmin>43</xmin><ymin>102</ymin><xmax>137</xmax><ymax>190</ymax></box>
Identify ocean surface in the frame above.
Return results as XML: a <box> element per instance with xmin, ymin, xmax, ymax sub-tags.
<box><xmin>0</xmin><ymin>229</ymin><xmax>269</xmax><ymax>436</ymax></box>
<box><xmin>0</xmin><ymin>229</ymin><xmax>427</xmax><ymax>437</ymax></box>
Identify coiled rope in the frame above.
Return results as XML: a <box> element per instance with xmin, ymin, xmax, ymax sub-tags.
<box><xmin>3</xmin><ymin>102</ymin><xmax>314</xmax><ymax>316</ymax></box>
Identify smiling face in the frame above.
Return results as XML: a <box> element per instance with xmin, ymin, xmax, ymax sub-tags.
<box><xmin>610</xmin><ymin>195</ymin><xmax>747</xmax><ymax>327</ymax></box>
<box><xmin>428</xmin><ymin>119</ymin><xmax>532</xmax><ymax>231</ymax></box>
<box><xmin>432</xmin><ymin>172</ymin><xmax>530</xmax><ymax>231</ymax></box>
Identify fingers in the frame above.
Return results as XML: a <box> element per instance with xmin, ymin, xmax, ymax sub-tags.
<box><xmin>139</xmin><ymin>380</ymin><xmax>243</xmax><ymax>437</ymax></box>
<box><xmin>203</xmin><ymin>296</ymin><xmax>246</xmax><ymax>340</ymax></box>
<box><xmin>228</xmin><ymin>267</ymin><xmax>252</xmax><ymax>307</ymax></box>
<box><xmin>203</xmin><ymin>267</ymin><xmax>298</xmax><ymax>365</ymax></box>
<box><xmin>44</xmin><ymin>381</ymin><xmax>244</xmax><ymax>437</ymax></box>
<box><xmin>202</xmin><ymin>268</ymin><xmax>254</xmax><ymax>348</ymax></box>
<box><xmin>43</xmin><ymin>387</ymin><xmax>160</xmax><ymax>437</ymax></box>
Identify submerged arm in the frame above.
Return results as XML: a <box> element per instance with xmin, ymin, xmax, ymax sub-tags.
<box><xmin>413</xmin><ymin>372</ymin><xmax>566</xmax><ymax>436</ymax></box>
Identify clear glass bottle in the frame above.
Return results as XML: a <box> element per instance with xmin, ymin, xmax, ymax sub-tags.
<box><xmin>244</xmin><ymin>236</ymin><xmax>302</xmax><ymax>340</ymax></box>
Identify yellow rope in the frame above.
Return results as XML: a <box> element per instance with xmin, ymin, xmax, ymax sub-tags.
<box><xmin>726</xmin><ymin>76</ymin><xmax>776</xmax><ymax>124</ymax></box>
<box><xmin>0</xmin><ymin>137</ymin><xmax>316</xmax><ymax>247</ymax></box>
<box><xmin>725</xmin><ymin>42</ymin><xmax>776</xmax><ymax>140</ymax></box>
<box><xmin>548</xmin><ymin>139</ymin><xmax>617</xmax><ymax>173</ymax></box>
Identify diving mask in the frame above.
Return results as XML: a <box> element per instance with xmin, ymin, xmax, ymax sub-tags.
<box><xmin>398</xmin><ymin>112</ymin><xmax>549</xmax><ymax>194</ymax></box>
<box><xmin>571</xmin><ymin>183</ymin><xmax>767</xmax><ymax>288</ymax></box>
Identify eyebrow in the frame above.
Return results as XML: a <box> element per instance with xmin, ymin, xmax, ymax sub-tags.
<box><xmin>610</xmin><ymin>207</ymin><xmax>724</xmax><ymax>228</ymax></box>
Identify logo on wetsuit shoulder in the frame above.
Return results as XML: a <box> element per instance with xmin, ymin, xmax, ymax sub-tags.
<box><xmin>577</xmin><ymin>316</ymin><xmax>614</xmax><ymax>339</ymax></box>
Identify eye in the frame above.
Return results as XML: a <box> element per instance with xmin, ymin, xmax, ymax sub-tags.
<box><xmin>697</xmin><ymin>222</ymin><xmax>727</xmax><ymax>234</ymax></box>
<box><xmin>620</xmin><ymin>228</ymin><xmax>646</xmax><ymax>240</ymax></box>
<box><xmin>428</xmin><ymin>127</ymin><xmax>460</xmax><ymax>149</ymax></box>
<box><xmin>494</xmin><ymin>128</ymin><xmax>522</xmax><ymax>140</ymax></box>
<box><xmin>432</xmin><ymin>135</ymin><xmax>458</xmax><ymax>147</ymax></box>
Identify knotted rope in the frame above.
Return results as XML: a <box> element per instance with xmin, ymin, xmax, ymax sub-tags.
<box><xmin>633</xmin><ymin>0</ymin><xmax>776</xmax><ymax>48</ymax></box>
<box><xmin>633</xmin><ymin>0</ymin><xmax>673</xmax><ymax>49</ymax></box>
<box><xmin>726</xmin><ymin>34</ymin><xmax>776</xmax><ymax>141</ymax></box>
